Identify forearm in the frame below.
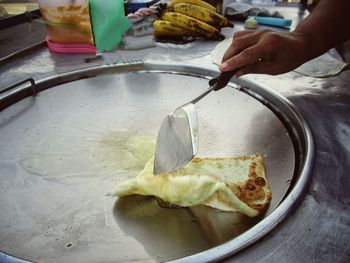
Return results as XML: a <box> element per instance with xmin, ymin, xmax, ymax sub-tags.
<box><xmin>293</xmin><ymin>0</ymin><xmax>350</xmax><ymax>61</ymax></box>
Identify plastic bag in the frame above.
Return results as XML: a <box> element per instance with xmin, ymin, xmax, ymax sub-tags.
<box><xmin>38</xmin><ymin>0</ymin><xmax>131</xmax><ymax>52</ymax></box>
<box><xmin>89</xmin><ymin>0</ymin><xmax>132</xmax><ymax>51</ymax></box>
<box><xmin>37</xmin><ymin>0</ymin><xmax>94</xmax><ymax>44</ymax></box>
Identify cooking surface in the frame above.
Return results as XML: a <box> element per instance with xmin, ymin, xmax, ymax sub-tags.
<box><xmin>0</xmin><ymin>69</ymin><xmax>296</xmax><ymax>262</ymax></box>
<box><xmin>0</xmin><ymin>5</ymin><xmax>349</xmax><ymax>263</ymax></box>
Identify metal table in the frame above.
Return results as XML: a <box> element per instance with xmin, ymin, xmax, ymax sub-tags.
<box><xmin>0</xmin><ymin>5</ymin><xmax>349</xmax><ymax>263</ymax></box>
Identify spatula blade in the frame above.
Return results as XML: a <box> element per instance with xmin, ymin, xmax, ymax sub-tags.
<box><xmin>154</xmin><ymin>103</ymin><xmax>198</xmax><ymax>175</ymax></box>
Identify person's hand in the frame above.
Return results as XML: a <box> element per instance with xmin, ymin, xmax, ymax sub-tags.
<box><xmin>219</xmin><ymin>29</ymin><xmax>310</xmax><ymax>77</ymax></box>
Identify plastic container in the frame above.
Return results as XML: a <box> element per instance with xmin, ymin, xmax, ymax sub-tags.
<box><xmin>46</xmin><ymin>37</ymin><xmax>96</xmax><ymax>54</ymax></box>
<box><xmin>38</xmin><ymin>0</ymin><xmax>94</xmax><ymax>44</ymax></box>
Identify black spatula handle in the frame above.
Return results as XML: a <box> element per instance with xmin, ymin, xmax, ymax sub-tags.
<box><xmin>209</xmin><ymin>70</ymin><xmax>236</xmax><ymax>91</ymax></box>
<box><xmin>189</xmin><ymin>70</ymin><xmax>237</xmax><ymax>105</ymax></box>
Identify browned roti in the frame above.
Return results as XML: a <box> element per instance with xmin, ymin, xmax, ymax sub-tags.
<box><xmin>114</xmin><ymin>154</ymin><xmax>271</xmax><ymax>217</ymax></box>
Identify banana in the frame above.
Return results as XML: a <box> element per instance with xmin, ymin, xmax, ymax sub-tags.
<box><xmin>153</xmin><ymin>20</ymin><xmax>196</xmax><ymax>39</ymax></box>
<box><xmin>173</xmin><ymin>3</ymin><xmax>233</xmax><ymax>28</ymax></box>
<box><xmin>167</xmin><ymin>0</ymin><xmax>216</xmax><ymax>12</ymax></box>
<box><xmin>161</xmin><ymin>11</ymin><xmax>223</xmax><ymax>40</ymax></box>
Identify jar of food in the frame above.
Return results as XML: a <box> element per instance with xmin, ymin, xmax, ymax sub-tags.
<box><xmin>38</xmin><ymin>0</ymin><xmax>94</xmax><ymax>44</ymax></box>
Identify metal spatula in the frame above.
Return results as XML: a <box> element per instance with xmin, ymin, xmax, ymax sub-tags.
<box><xmin>153</xmin><ymin>71</ymin><xmax>236</xmax><ymax>175</ymax></box>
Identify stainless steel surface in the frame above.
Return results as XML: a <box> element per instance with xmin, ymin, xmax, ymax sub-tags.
<box><xmin>0</xmin><ymin>62</ymin><xmax>312</xmax><ymax>262</ymax></box>
<box><xmin>154</xmin><ymin>103</ymin><xmax>199</xmax><ymax>174</ymax></box>
<box><xmin>1</xmin><ymin>5</ymin><xmax>349</xmax><ymax>263</ymax></box>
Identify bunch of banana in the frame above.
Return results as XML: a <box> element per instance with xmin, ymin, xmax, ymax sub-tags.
<box><xmin>153</xmin><ymin>0</ymin><xmax>233</xmax><ymax>42</ymax></box>
<box><xmin>166</xmin><ymin>0</ymin><xmax>217</xmax><ymax>12</ymax></box>
<box><xmin>154</xmin><ymin>20</ymin><xmax>197</xmax><ymax>40</ymax></box>
<box><xmin>173</xmin><ymin>3</ymin><xmax>233</xmax><ymax>28</ymax></box>
<box><xmin>161</xmin><ymin>11</ymin><xmax>222</xmax><ymax>40</ymax></box>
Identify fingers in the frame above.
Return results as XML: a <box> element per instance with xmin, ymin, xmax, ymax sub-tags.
<box><xmin>218</xmin><ymin>29</ymin><xmax>308</xmax><ymax>76</ymax></box>
<box><xmin>221</xmin><ymin>29</ymin><xmax>271</xmax><ymax>63</ymax></box>
<box><xmin>220</xmin><ymin>44</ymin><xmax>270</xmax><ymax>72</ymax></box>
<box><xmin>220</xmin><ymin>30</ymin><xmax>279</xmax><ymax>74</ymax></box>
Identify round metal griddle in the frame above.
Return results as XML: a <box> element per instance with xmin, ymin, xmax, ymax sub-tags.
<box><xmin>0</xmin><ymin>63</ymin><xmax>314</xmax><ymax>263</ymax></box>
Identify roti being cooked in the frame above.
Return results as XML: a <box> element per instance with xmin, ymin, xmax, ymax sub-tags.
<box><xmin>114</xmin><ymin>154</ymin><xmax>271</xmax><ymax>217</ymax></box>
